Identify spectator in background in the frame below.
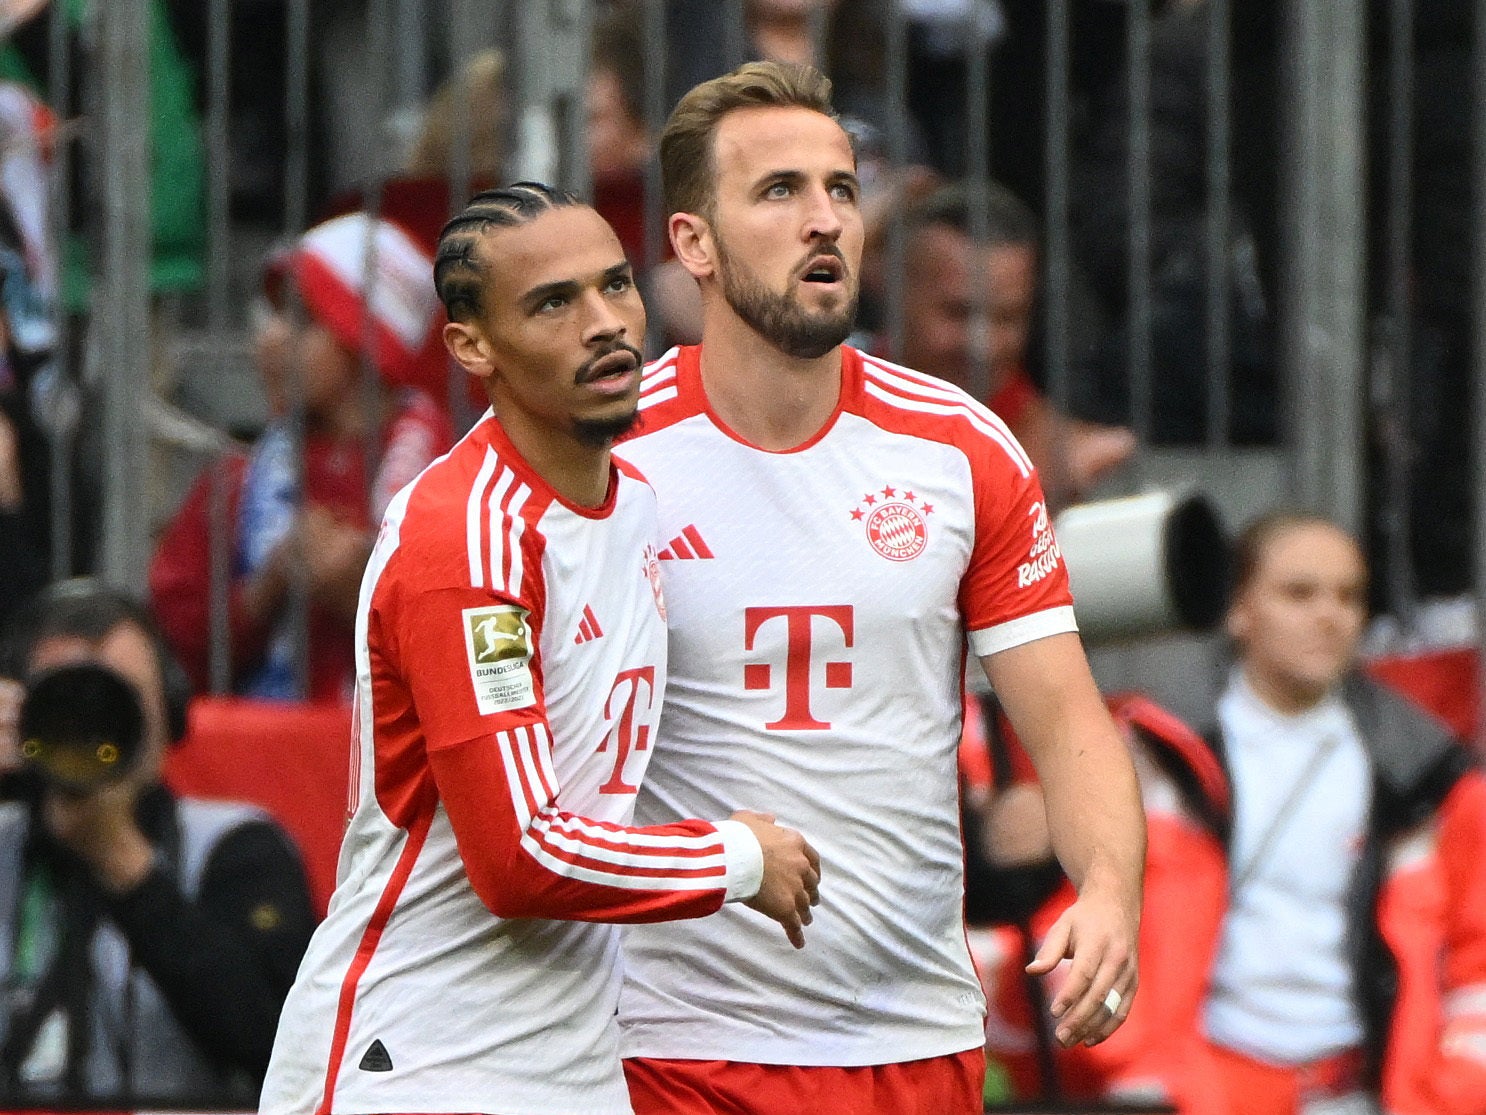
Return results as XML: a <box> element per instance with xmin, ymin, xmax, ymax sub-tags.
<box><xmin>320</xmin><ymin>47</ymin><xmax>509</xmax><ymax>420</ymax></box>
<box><xmin>897</xmin><ymin>182</ymin><xmax>1135</xmax><ymax>510</ymax></box>
<box><xmin>149</xmin><ymin>213</ymin><xmax>452</xmax><ymax>701</ymax></box>
<box><xmin>588</xmin><ymin>3</ymin><xmax>659</xmax><ymax>274</ymax></box>
<box><xmin>0</xmin><ymin>578</ymin><xmax>314</xmax><ymax>1105</ymax></box>
<box><xmin>963</xmin><ymin>691</ymin><xmax>1231</xmax><ymax>1115</ymax></box>
<box><xmin>1203</xmin><ymin>512</ymin><xmax>1486</xmax><ymax>1115</ymax></box>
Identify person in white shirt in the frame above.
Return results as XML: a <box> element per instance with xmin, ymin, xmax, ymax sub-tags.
<box><xmin>1204</xmin><ymin>511</ymin><xmax>1378</xmax><ymax>1115</ymax></box>
<box><xmin>615</xmin><ymin>60</ymin><xmax>1146</xmax><ymax>1115</ymax></box>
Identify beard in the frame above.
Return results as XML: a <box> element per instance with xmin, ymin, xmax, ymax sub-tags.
<box><xmin>572</xmin><ymin>408</ymin><xmax>639</xmax><ymax>448</ymax></box>
<box><xmin>716</xmin><ymin>239</ymin><xmax>857</xmax><ymax>360</ymax></box>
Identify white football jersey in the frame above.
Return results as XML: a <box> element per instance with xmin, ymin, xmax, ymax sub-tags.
<box><xmin>261</xmin><ymin>413</ymin><xmax>756</xmax><ymax>1115</ymax></box>
<box><xmin>616</xmin><ymin>345</ymin><xmax>1077</xmax><ymax>1067</ymax></box>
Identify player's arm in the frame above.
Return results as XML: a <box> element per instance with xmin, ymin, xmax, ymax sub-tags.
<box><xmin>399</xmin><ymin>586</ymin><xmax>818</xmax><ymax>934</ymax></box>
<box><xmin>979</xmin><ymin>634</ymin><xmax>1144</xmax><ymax>1048</ymax></box>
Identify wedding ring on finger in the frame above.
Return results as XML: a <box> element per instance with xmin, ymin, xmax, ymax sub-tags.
<box><xmin>1102</xmin><ymin>987</ymin><xmax>1123</xmax><ymax>1014</ymax></box>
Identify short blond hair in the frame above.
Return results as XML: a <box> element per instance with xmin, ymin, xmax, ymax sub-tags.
<box><xmin>659</xmin><ymin>60</ymin><xmax>838</xmax><ymax>219</ymax></box>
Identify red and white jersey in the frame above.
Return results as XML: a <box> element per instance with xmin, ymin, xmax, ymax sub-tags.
<box><xmin>616</xmin><ymin>345</ymin><xmax>1077</xmax><ymax>1067</ymax></box>
<box><xmin>260</xmin><ymin>413</ymin><xmax>760</xmax><ymax>1115</ymax></box>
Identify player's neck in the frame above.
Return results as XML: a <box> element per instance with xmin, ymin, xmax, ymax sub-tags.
<box><xmin>697</xmin><ymin>312</ymin><xmax>842</xmax><ymax>451</ymax></box>
<box><xmin>496</xmin><ymin>414</ymin><xmax>613</xmax><ymax>509</ymax></box>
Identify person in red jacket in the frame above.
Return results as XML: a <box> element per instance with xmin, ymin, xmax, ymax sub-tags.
<box><xmin>967</xmin><ymin>510</ymin><xmax>1486</xmax><ymax>1115</ymax></box>
<box><xmin>149</xmin><ymin>213</ymin><xmax>452</xmax><ymax>701</ymax></box>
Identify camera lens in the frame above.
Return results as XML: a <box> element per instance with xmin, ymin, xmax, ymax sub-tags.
<box><xmin>18</xmin><ymin>663</ymin><xmax>144</xmax><ymax>793</ymax></box>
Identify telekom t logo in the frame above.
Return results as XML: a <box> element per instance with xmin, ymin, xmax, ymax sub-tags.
<box><xmin>743</xmin><ymin>605</ymin><xmax>855</xmax><ymax>730</ymax></box>
<box><xmin>597</xmin><ymin>665</ymin><xmax>657</xmax><ymax>793</ymax></box>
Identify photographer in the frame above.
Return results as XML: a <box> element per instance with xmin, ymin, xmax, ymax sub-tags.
<box><xmin>0</xmin><ymin>579</ymin><xmax>315</xmax><ymax>1106</ymax></box>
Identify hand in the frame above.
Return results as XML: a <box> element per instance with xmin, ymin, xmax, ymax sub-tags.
<box><xmin>1025</xmin><ymin>882</ymin><xmax>1139</xmax><ymax>1047</ymax></box>
<box><xmin>42</xmin><ymin>778</ymin><xmax>156</xmax><ymax>893</ymax></box>
<box><xmin>298</xmin><ymin>507</ymin><xmax>372</xmax><ymax>621</ymax></box>
<box><xmin>0</xmin><ymin>677</ymin><xmax>22</xmax><ymax>773</ymax></box>
<box><xmin>0</xmin><ymin>411</ymin><xmax>23</xmax><ymax>510</ymax></box>
<box><xmin>730</xmin><ymin>809</ymin><xmax>821</xmax><ymax>950</ymax></box>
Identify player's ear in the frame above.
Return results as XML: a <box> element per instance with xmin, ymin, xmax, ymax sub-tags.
<box><xmin>670</xmin><ymin>212</ymin><xmax>716</xmax><ymax>281</ymax></box>
<box><xmin>444</xmin><ymin>320</ymin><xmax>496</xmax><ymax>381</ymax></box>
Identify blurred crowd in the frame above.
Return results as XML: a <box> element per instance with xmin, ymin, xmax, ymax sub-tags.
<box><xmin>0</xmin><ymin>0</ymin><xmax>1479</xmax><ymax>1111</ymax></box>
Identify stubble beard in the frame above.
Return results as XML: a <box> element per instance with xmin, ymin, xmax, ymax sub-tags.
<box><xmin>717</xmin><ymin>241</ymin><xmax>857</xmax><ymax>360</ymax></box>
<box><xmin>572</xmin><ymin>408</ymin><xmax>639</xmax><ymax>449</ymax></box>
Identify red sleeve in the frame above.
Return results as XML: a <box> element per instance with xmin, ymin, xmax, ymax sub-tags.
<box><xmin>959</xmin><ymin>440</ymin><xmax>1074</xmax><ymax>643</ymax></box>
<box><xmin>394</xmin><ymin>582</ymin><xmax>730</xmax><ymax>925</ymax></box>
<box><xmin>1420</xmin><ymin>772</ymin><xmax>1486</xmax><ymax>1114</ymax></box>
<box><xmin>987</xmin><ymin>364</ymin><xmax>1040</xmax><ymax>427</ymax></box>
<box><xmin>148</xmin><ymin>455</ymin><xmax>273</xmax><ymax>693</ymax></box>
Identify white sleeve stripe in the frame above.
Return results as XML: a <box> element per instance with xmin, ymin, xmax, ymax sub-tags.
<box><xmin>466</xmin><ymin>449</ymin><xmax>499</xmax><ymax>588</ymax></box>
<box><xmin>1445</xmin><ymin>986</ymin><xmax>1486</xmax><ymax>1018</ymax></box>
<box><xmin>483</xmin><ymin>467</ymin><xmax>517</xmax><ymax>591</ymax></box>
<box><xmin>524</xmin><ymin>722</ymin><xmax>562</xmax><ymax>805</ymax></box>
<box><xmin>862</xmin><ymin>381</ymin><xmax>1032</xmax><ymax>478</ymax></box>
<box><xmin>530</xmin><ymin>819</ymin><xmax>728</xmax><ymax>872</ymax></box>
<box><xmin>640</xmin><ymin>361</ymin><xmax>677</xmax><ymax>390</ymax></box>
<box><xmin>502</xmin><ymin>482</ymin><xmax>529</xmax><ymax>596</ymax></box>
<box><xmin>861</xmin><ymin>354</ymin><xmax>1035</xmax><ymax>474</ymax></box>
<box><xmin>495</xmin><ymin>731</ymin><xmax>536</xmax><ymax>828</ymax></box>
<box><xmin>543</xmin><ymin>811</ymin><xmax>726</xmax><ymax>852</ymax></box>
<box><xmin>517</xmin><ymin>836</ymin><xmax>725</xmax><ymax>890</ymax></box>
<box><xmin>861</xmin><ymin>355</ymin><xmax>1034</xmax><ymax>472</ymax></box>
<box><xmin>638</xmin><ymin>384</ymin><xmax>678</xmax><ymax>410</ymax></box>
<box><xmin>502</xmin><ymin>723</ymin><xmax>555</xmax><ymax>807</ymax></box>
<box><xmin>969</xmin><ymin>605</ymin><xmax>1080</xmax><ymax>658</ymax></box>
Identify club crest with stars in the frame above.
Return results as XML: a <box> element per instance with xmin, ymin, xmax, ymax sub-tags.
<box><xmin>851</xmin><ymin>484</ymin><xmax>933</xmax><ymax>562</ymax></box>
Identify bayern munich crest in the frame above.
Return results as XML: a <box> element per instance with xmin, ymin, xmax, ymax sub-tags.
<box><xmin>850</xmin><ymin>485</ymin><xmax>932</xmax><ymax>562</ymax></box>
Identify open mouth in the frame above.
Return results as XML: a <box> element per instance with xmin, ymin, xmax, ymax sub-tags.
<box><xmin>580</xmin><ymin>348</ymin><xmax>640</xmax><ymax>385</ymax></box>
<box><xmin>800</xmin><ymin>255</ymin><xmax>845</xmax><ymax>285</ymax></box>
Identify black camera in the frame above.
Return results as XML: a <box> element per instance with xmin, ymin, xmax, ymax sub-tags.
<box><xmin>17</xmin><ymin>663</ymin><xmax>145</xmax><ymax>793</ymax></box>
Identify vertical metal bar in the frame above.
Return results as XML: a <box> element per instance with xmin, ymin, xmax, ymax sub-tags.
<box><xmin>97</xmin><ymin>0</ymin><xmax>154</xmax><ymax>590</ymax></box>
<box><xmin>558</xmin><ymin>0</ymin><xmax>592</xmax><ymax>198</ymax></box>
<box><xmin>1203</xmin><ymin>0</ymin><xmax>1232</xmax><ymax>444</ymax></box>
<box><xmin>205</xmin><ymin>0</ymin><xmax>233</xmax><ymax>692</ymax></box>
<box><xmin>206</xmin><ymin>0</ymin><xmax>232</xmax><ymax>334</ymax></box>
<box><xmin>46</xmin><ymin>0</ymin><xmax>73</xmax><ymax>578</ymax></box>
<box><xmin>1278</xmin><ymin>0</ymin><xmax>1367</xmax><ymax>530</ymax></box>
<box><xmin>882</xmin><ymin>0</ymin><xmax>909</xmax><ymax>362</ymax></box>
<box><xmin>511</xmin><ymin>0</ymin><xmax>588</xmax><ymax>193</ymax></box>
<box><xmin>1043</xmin><ymin>0</ymin><xmax>1072</xmax><ymax>416</ymax></box>
<box><xmin>642</xmin><ymin>0</ymin><xmax>669</xmax><ymax>355</ymax></box>
<box><xmin>285</xmin><ymin>0</ymin><xmax>311</xmax><ymax>238</ymax></box>
<box><xmin>722</xmin><ymin>0</ymin><xmax>748</xmax><ymax>71</ymax></box>
<box><xmin>1126</xmin><ymin>0</ymin><xmax>1154</xmax><ymax>446</ymax></box>
<box><xmin>1380</xmin><ymin>0</ymin><xmax>1417</xmax><ymax>622</ymax></box>
<box><xmin>962</xmin><ymin>10</ymin><xmax>992</xmax><ymax>408</ymax></box>
<box><xmin>284</xmin><ymin>0</ymin><xmax>313</xmax><ymax>696</ymax></box>
<box><xmin>1473</xmin><ymin>0</ymin><xmax>1486</xmax><ymax>753</ymax></box>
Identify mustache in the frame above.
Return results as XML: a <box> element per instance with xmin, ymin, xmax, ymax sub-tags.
<box><xmin>574</xmin><ymin>341</ymin><xmax>644</xmax><ymax>385</ymax></box>
<box><xmin>800</xmin><ymin>244</ymin><xmax>848</xmax><ymax>272</ymax></box>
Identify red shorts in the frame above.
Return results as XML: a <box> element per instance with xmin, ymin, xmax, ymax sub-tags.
<box><xmin>623</xmin><ymin>1048</ymin><xmax>986</xmax><ymax>1115</ymax></box>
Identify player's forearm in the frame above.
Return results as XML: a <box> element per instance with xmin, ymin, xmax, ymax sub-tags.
<box><xmin>1037</xmin><ymin>722</ymin><xmax>1145</xmax><ymax>910</ymax></box>
<box><xmin>431</xmin><ymin>736</ymin><xmax>752</xmax><ymax>924</ymax></box>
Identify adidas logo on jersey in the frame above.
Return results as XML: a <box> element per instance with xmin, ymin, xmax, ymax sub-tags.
<box><xmin>574</xmin><ymin>604</ymin><xmax>605</xmax><ymax>644</ymax></box>
<box><xmin>658</xmin><ymin>524</ymin><xmax>714</xmax><ymax>560</ymax></box>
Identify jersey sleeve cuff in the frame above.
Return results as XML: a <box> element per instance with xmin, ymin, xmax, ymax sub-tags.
<box><xmin>715</xmin><ymin>818</ymin><xmax>765</xmax><ymax>903</ymax></box>
<box><xmin>968</xmin><ymin>604</ymin><xmax>1079</xmax><ymax>658</ymax></box>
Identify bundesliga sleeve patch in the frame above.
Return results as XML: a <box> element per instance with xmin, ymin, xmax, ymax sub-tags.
<box><xmin>462</xmin><ymin>604</ymin><xmax>536</xmax><ymax>714</ymax></box>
